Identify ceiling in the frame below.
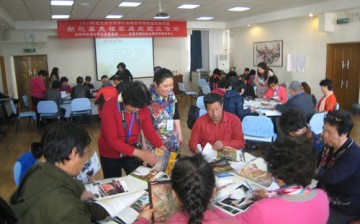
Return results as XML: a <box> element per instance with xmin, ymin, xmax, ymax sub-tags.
<box><xmin>0</xmin><ymin>0</ymin><xmax>358</xmax><ymax>31</ymax></box>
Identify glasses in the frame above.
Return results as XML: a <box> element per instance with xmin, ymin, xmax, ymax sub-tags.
<box><xmin>326</xmin><ymin>114</ymin><xmax>342</xmax><ymax>122</ymax></box>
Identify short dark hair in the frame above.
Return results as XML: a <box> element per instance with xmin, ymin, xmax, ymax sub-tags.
<box><xmin>101</xmin><ymin>75</ymin><xmax>108</xmax><ymax>80</ymax></box>
<box><xmin>60</xmin><ymin>76</ymin><xmax>68</xmax><ymax>83</ymax></box>
<box><xmin>42</xmin><ymin>122</ymin><xmax>91</xmax><ymax>164</ymax></box>
<box><xmin>249</xmin><ymin>69</ymin><xmax>256</xmax><ymax>75</ymax></box>
<box><xmin>204</xmin><ymin>93</ymin><xmax>222</xmax><ymax>109</ymax></box>
<box><xmin>171</xmin><ymin>155</ymin><xmax>215</xmax><ymax>224</ymax></box>
<box><xmin>279</xmin><ymin>109</ymin><xmax>307</xmax><ymax>134</ymax></box>
<box><xmin>324</xmin><ymin>110</ymin><xmax>353</xmax><ymax>136</ymax></box>
<box><xmin>76</xmin><ymin>76</ymin><xmax>84</xmax><ymax>84</ymax></box>
<box><xmin>38</xmin><ymin>70</ymin><xmax>48</xmax><ymax>77</ymax></box>
<box><xmin>212</xmin><ymin>68</ymin><xmax>221</xmax><ymax>75</ymax></box>
<box><xmin>244</xmin><ymin>67</ymin><xmax>249</xmax><ymax>72</ymax></box>
<box><xmin>217</xmin><ymin>79</ymin><xmax>229</xmax><ymax>89</ymax></box>
<box><xmin>319</xmin><ymin>79</ymin><xmax>333</xmax><ymax>90</ymax></box>
<box><xmin>232</xmin><ymin>80</ymin><xmax>246</xmax><ymax>93</ymax></box>
<box><xmin>85</xmin><ymin>76</ymin><xmax>92</xmax><ymax>81</ymax></box>
<box><xmin>266</xmin><ymin>136</ymin><xmax>317</xmax><ymax>186</ymax></box>
<box><xmin>267</xmin><ymin>76</ymin><xmax>279</xmax><ymax>86</ymax></box>
<box><xmin>52</xmin><ymin>80</ymin><xmax>61</xmax><ymax>89</ymax></box>
<box><xmin>117</xmin><ymin>62</ymin><xmax>126</xmax><ymax>69</ymax></box>
<box><xmin>31</xmin><ymin>142</ymin><xmax>43</xmax><ymax>159</ymax></box>
<box><xmin>153</xmin><ymin>68</ymin><xmax>173</xmax><ymax>86</ymax></box>
<box><xmin>122</xmin><ymin>81</ymin><xmax>151</xmax><ymax>108</ymax></box>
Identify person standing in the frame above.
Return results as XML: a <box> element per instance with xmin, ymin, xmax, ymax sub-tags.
<box><xmin>111</xmin><ymin>62</ymin><xmax>133</xmax><ymax>83</ymax></box>
<box><xmin>147</xmin><ymin>68</ymin><xmax>183</xmax><ymax>154</ymax></box>
<box><xmin>31</xmin><ymin>70</ymin><xmax>48</xmax><ymax>109</ymax></box>
<box><xmin>48</xmin><ymin>67</ymin><xmax>59</xmax><ymax>89</ymax></box>
<box><xmin>98</xmin><ymin>81</ymin><xmax>164</xmax><ymax>178</ymax></box>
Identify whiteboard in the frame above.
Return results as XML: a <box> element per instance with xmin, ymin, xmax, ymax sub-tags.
<box><xmin>95</xmin><ymin>38</ymin><xmax>154</xmax><ymax>80</ymax></box>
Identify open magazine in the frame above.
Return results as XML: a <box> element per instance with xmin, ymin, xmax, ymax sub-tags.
<box><xmin>76</xmin><ymin>151</ymin><xmax>101</xmax><ymax>184</ymax></box>
<box><xmin>86</xmin><ymin>179</ymin><xmax>129</xmax><ymax>199</ymax></box>
<box><xmin>200</xmin><ymin>143</ymin><xmax>243</xmax><ymax>162</ymax></box>
<box><xmin>129</xmin><ymin>166</ymin><xmax>169</xmax><ymax>182</ymax></box>
<box><xmin>214</xmin><ymin>184</ymin><xmax>257</xmax><ymax>216</ymax></box>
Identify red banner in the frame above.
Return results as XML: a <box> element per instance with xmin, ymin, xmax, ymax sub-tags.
<box><xmin>57</xmin><ymin>20</ymin><xmax>187</xmax><ymax>38</ymax></box>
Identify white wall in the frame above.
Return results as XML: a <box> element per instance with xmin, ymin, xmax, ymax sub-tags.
<box><xmin>230</xmin><ymin>15</ymin><xmax>360</xmax><ymax>100</ymax></box>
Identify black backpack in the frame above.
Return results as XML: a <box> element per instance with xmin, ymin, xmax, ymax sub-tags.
<box><xmin>187</xmin><ymin>105</ymin><xmax>200</xmax><ymax>129</ymax></box>
<box><xmin>0</xmin><ymin>197</ymin><xmax>17</xmax><ymax>224</ymax></box>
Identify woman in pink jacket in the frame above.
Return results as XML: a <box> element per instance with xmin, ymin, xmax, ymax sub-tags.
<box><xmin>135</xmin><ymin>155</ymin><xmax>239</xmax><ymax>224</ymax></box>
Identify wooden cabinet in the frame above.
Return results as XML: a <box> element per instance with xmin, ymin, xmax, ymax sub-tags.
<box><xmin>173</xmin><ymin>74</ymin><xmax>183</xmax><ymax>95</ymax></box>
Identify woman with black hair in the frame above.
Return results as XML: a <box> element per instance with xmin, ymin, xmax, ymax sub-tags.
<box><xmin>315</xmin><ymin>110</ymin><xmax>360</xmax><ymax>223</ymax></box>
<box><xmin>112</xmin><ymin>62</ymin><xmax>133</xmax><ymax>83</ymax></box>
<box><xmin>136</xmin><ymin>155</ymin><xmax>239</xmax><ymax>224</ymax></box>
<box><xmin>98</xmin><ymin>81</ymin><xmax>165</xmax><ymax>178</ymax></box>
<box><xmin>146</xmin><ymin>68</ymin><xmax>183</xmax><ymax>154</ymax></box>
<box><xmin>209</xmin><ymin>68</ymin><xmax>221</xmax><ymax>90</ymax></box>
<box><xmin>254</xmin><ymin>62</ymin><xmax>274</xmax><ymax>98</ymax></box>
<box><xmin>48</xmin><ymin>67</ymin><xmax>59</xmax><ymax>89</ymax></box>
<box><xmin>237</xmin><ymin>136</ymin><xmax>329</xmax><ymax>224</ymax></box>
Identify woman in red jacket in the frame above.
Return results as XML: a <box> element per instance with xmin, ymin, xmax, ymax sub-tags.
<box><xmin>98</xmin><ymin>81</ymin><xmax>165</xmax><ymax>178</ymax></box>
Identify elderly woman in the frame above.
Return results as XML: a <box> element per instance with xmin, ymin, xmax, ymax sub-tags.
<box><xmin>237</xmin><ymin>136</ymin><xmax>329</xmax><ymax>224</ymax></box>
<box><xmin>315</xmin><ymin>110</ymin><xmax>360</xmax><ymax>223</ymax></box>
<box><xmin>315</xmin><ymin>79</ymin><xmax>337</xmax><ymax>112</ymax></box>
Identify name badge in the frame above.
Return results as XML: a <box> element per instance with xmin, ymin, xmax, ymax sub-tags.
<box><xmin>167</xmin><ymin>120</ymin><xmax>174</xmax><ymax>131</ymax></box>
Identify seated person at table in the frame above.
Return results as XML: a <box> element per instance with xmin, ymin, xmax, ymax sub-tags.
<box><xmin>100</xmin><ymin>75</ymin><xmax>109</xmax><ymax>87</ymax></box>
<box><xmin>279</xmin><ymin>108</ymin><xmax>322</xmax><ymax>154</ymax></box>
<box><xmin>237</xmin><ymin>136</ymin><xmax>329</xmax><ymax>224</ymax></box>
<box><xmin>10</xmin><ymin>122</ymin><xmax>109</xmax><ymax>223</ymax></box>
<box><xmin>83</xmin><ymin>76</ymin><xmax>95</xmax><ymax>90</ymax></box>
<box><xmin>13</xmin><ymin>142</ymin><xmax>45</xmax><ymax>186</ymax></box>
<box><xmin>59</xmin><ymin>76</ymin><xmax>72</xmax><ymax>94</ymax></box>
<box><xmin>136</xmin><ymin>155</ymin><xmax>240</xmax><ymax>224</ymax></box>
<box><xmin>315</xmin><ymin>79</ymin><xmax>337</xmax><ymax>112</ymax></box>
<box><xmin>71</xmin><ymin>76</ymin><xmax>93</xmax><ymax>99</ymax></box>
<box><xmin>315</xmin><ymin>110</ymin><xmax>360</xmax><ymax>224</ymax></box>
<box><xmin>211</xmin><ymin>79</ymin><xmax>229</xmax><ymax>97</ymax></box>
<box><xmin>224</xmin><ymin>80</ymin><xmax>257</xmax><ymax>121</ymax></box>
<box><xmin>301</xmin><ymin>82</ymin><xmax>317</xmax><ymax>108</ymax></box>
<box><xmin>239</xmin><ymin>74</ymin><xmax>256</xmax><ymax>99</ymax></box>
<box><xmin>189</xmin><ymin>93</ymin><xmax>245</xmax><ymax>152</ymax></box>
<box><xmin>98</xmin><ymin>81</ymin><xmax>165</xmax><ymax>178</ymax></box>
<box><xmin>45</xmin><ymin>80</ymin><xmax>66</xmax><ymax>118</ymax></box>
<box><xmin>275</xmin><ymin>81</ymin><xmax>314</xmax><ymax>120</ymax></box>
<box><xmin>263</xmin><ymin>76</ymin><xmax>287</xmax><ymax>103</ymax></box>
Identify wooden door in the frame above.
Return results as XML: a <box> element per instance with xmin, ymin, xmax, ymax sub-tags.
<box><xmin>14</xmin><ymin>55</ymin><xmax>48</xmax><ymax>107</ymax></box>
<box><xmin>326</xmin><ymin>43</ymin><xmax>360</xmax><ymax>110</ymax></box>
<box><xmin>0</xmin><ymin>56</ymin><xmax>8</xmax><ymax>95</ymax></box>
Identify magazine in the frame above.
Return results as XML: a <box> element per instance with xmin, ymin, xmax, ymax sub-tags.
<box><xmin>201</xmin><ymin>143</ymin><xmax>242</xmax><ymax>162</ymax></box>
<box><xmin>236</xmin><ymin>163</ymin><xmax>272</xmax><ymax>187</ymax></box>
<box><xmin>86</xmin><ymin>179</ymin><xmax>129</xmax><ymax>199</ymax></box>
<box><xmin>76</xmin><ymin>151</ymin><xmax>101</xmax><ymax>184</ymax></box>
<box><xmin>148</xmin><ymin>180</ymin><xmax>179</xmax><ymax>223</ymax></box>
<box><xmin>153</xmin><ymin>148</ymin><xmax>177</xmax><ymax>175</ymax></box>
<box><xmin>129</xmin><ymin>166</ymin><xmax>169</xmax><ymax>182</ymax></box>
<box><xmin>210</xmin><ymin>159</ymin><xmax>234</xmax><ymax>174</ymax></box>
<box><xmin>214</xmin><ymin>184</ymin><xmax>257</xmax><ymax>216</ymax></box>
<box><xmin>217</xmin><ymin>146</ymin><xmax>238</xmax><ymax>161</ymax></box>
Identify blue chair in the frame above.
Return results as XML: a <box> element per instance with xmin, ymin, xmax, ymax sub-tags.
<box><xmin>201</xmin><ymin>84</ymin><xmax>211</xmax><ymax>95</ymax></box>
<box><xmin>242</xmin><ymin>116</ymin><xmax>277</xmax><ymax>142</ymax></box>
<box><xmin>309</xmin><ymin>112</ymin><xmax>327</xmax><ymax>135</ymax></box>
<box><xmin>197</xmin><ymin>78</ymin><xmax>207</xmax><ymax>95</ymax></box>
<box><xmin>70</xmin><ymin>98</ymin><xmax>92</xmax><ymax>123</ymax></box>
<box><xmin>37</xmin><ymin>101</ymin><xmax>60</xmax><ymax>124</ymax></box>
<box><xmin>9</xmin><ymin>99</ymin><xmax>36</xmax><ymax>133</ymax></box>
<box><xmin>196</xmin><ymin>96</ymin><xmax>207</xmax><ymax>117</ymax></box>
<box><xmin>22</xmin><ymin>95</ymin><xmax>31</xmax><ymax>111</ymax></box>
<box><xmin>178</xmin><ymin>83</ymin><xmax>197</xmax><ymax>105</ymax></box>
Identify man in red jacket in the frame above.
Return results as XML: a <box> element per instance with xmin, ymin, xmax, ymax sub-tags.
<box><xmin>98</xmin><ymin>81</ymin><xmax>165</xmax><ymax>178</ymax></box>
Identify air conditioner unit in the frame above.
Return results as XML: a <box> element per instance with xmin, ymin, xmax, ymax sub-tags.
<box><xmin>217</xmin><ymin>54</ymin><xmax>229</xmax><ymax>71</ymax></box>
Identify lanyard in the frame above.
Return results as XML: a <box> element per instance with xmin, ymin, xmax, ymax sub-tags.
<box><xmin>117</xmin><ymin>102</ymin><xmax>140</xmax><ymax>143</ymax></box>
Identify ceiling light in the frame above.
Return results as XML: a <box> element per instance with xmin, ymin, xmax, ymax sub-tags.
<box><xmin>52</xmin><ymin>15</ymin><xmax>70</xmax><ymax>19</ymax></box>
<box><xmin>247</xmin><ymin>24</ymin><xmax>251</xmax><ymax>27</ymax></box>
<box><xmin>118</xmin><ymin>2</ymin><xmax>142</xmax><ymax>7</ymax></box>
<box><xmin>228</xmin><ymin>7</ymin><xmax>250</xmax><ymax>12</ymax></box>
<box><xmin>106</xmin><ymin>15</ymin><xmax>123</xmax><ymax>19</ymax></box>
<box><xmin>309</xmin><ymin>13</ymin><xmax>314</xmax><ymax>17</ymax></box>
<box><xmin>196</xmin><ymin>17</ymin><xmax>213</xmax><ymax>21</ymax></box>
<box><xmin>178</xmin><ymin>4</ymin><xmax>200</xmax><ymax>9</ymax></box>
<box><xmin>154</xmin><ymin>12</ymin><xmax>170</xmax><ymax>19</ymax></box>
<box><xmin>51</xmin><ymin>0</ymin><xmax>74</xmax><ymax>6</ymax></box>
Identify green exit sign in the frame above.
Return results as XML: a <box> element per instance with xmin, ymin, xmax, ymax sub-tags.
<box><xmin>336</xmin><ymin>18</ymin><xmax>349</xmax><ymax>24</ymax></box>
<box><xmin>24</xmin><ymin>48</ymin><xmax>36</xmax><ymax>53</ymax></box>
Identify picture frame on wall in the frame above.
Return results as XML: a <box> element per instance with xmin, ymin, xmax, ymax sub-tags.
<box><xmin>253</xmin><ymin>40</ymin><xmax>283</xmax><ymax>67</ymax></box>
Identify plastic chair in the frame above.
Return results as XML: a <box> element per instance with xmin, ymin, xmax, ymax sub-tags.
<box><xmin>197</xmin><ymin>78</ymin><xmax>207</xmax><ymax>95</ymax></box>
<box><xmin>196</xmin><ymin>96</ymin><xmax>207</xmax><ymax>116</ymax></box>
<box><xmin>22</xmin><ymin>95</ymin><xmax>31</xmax><ymax>111</ymax></box>
<box><xmin>9</xmin><ymin>99</ymin><xmax>36</xmax><ymax>133</ymax></box>
<box><xmin>242</xmin><ymin>116</ymin><xmax>277</xmax><ymax>142</ymax></box>
<box><xmin>70</xmin><ymin>98</ymin><xmax>92</xmax><ymax>123</ymax></box>
<box><xmin>201</xmin><ymin>84</ymin><xmax>211</xmax><ymax>95</ymax></box>
<box><xmin>309</xmin><ymin>112</ymin><xmax>327</xmax><ymax>135</ymax></box>
<box><xmin>37</xmin><ymin>101</ymin><xmax>60</xmax><ymax>124</ymax></box>
<box><xmin>178</xmin><ymin>83</ymin><xmax>197</xmax><ymax>105</ymax></box>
